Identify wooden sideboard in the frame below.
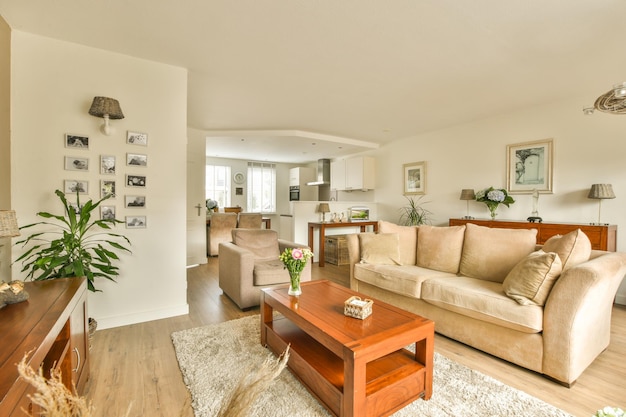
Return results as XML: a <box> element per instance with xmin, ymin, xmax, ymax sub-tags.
<box><xmin>449</xmin><ymin>218</ymin><xmax>617</xmax><ymax>252</ymax></box>
<box><xmin>0</xmin><ymin>278</ymin><xmax>89</xmax><ymax>416</ymax></box>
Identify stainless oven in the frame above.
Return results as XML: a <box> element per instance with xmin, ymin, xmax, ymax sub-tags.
<box><xmin>289</xmin><ymin>186</ymin><xmax>300</xmax><ymax>201</ymax></box>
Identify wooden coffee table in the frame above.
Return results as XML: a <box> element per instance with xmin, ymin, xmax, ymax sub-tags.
<box><xmin>260</xmin><ymin>280</ymin><xmax>434</xmax><ymax>417</ymax></box>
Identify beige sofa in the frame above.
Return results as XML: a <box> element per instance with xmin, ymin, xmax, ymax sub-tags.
<box><xmin>346</xmin><ymin>221</ymin><xmax>626</xmax><ymax>386</ymax></box>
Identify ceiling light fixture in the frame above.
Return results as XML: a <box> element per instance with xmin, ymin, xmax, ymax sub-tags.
<box><xmin>593</xmin><ymin>82</ymin><xmax>626</xmax><ymax>115</ymax></box>
<box><xmin>88</xmin><ymin>96</ymin><xmax>125</xmax><ymax>135</ymax></box>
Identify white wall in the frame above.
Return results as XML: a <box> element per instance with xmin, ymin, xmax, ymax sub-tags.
<box><xmin>10</xmin><ymin>31</ymin><xmax>189</xmax><ymax>328</ymax></box>
<box><xmin>0</xmin><ymin>16</ymin><xmax>11</xmax><ymax>280</ymax></box>
<box><xmin>371</xmin><ymin>96</ymin><xmax>626</xmax><ymax>304</ymax></box>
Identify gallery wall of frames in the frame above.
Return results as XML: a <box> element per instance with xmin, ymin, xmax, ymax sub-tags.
<box><xmin>64</xmin><ymin>130</ymin><xmax>149</xmax><ymax>228</ymax></box>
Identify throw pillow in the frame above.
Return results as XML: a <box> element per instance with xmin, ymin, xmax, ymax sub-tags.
<box><xmin>378</xmin><ymin>220</ymin><xmax>418</xmax><ymax>265</ymax></box>
<box><xmin>542</xmin><ymin>229</ymin><xmax>591</xmax><ymax>270</ymax></box>
<box><xmin>416</xmin><ymin>225</ymin><xmax>465</xmax><ymax>274</ymax></box>
<box><xmin>502</xmin><ymin>250</ymin><xmax>563</xmax><ymax>306</ymax></box>
<box><xmin>359</xmin><ymin>233</ymin><xmax>400</xmax><ymax>265</ymax></box>
<box><xmin>459</xmin><ymin>223</ymin><xmax>538</xmax><ymax>283</ymax></box>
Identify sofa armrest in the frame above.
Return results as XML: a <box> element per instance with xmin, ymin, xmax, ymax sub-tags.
<box><xmin>218</xmin><ymin>242</ymin><xmax>256</xmax><ymax>303</ymax></box>
<box><xmin>345</xmin><ymin>233</ymin><xmax>361</xmax><ymax>290</ymax></box>
<box><xmin>543</xmin><ymin>251</ymin><xmax>626</xmax><ymax>383</ymax></box>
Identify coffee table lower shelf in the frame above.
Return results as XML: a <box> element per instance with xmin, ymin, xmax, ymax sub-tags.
<box><xmin>264</xmin><ymin>317</ymin><xmax>427</xmax><ymax>417</ymax></box>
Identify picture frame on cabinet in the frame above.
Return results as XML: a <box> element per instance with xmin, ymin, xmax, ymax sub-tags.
<box><xmin>506</xmin><ymin>138</ymin><xmax>553</xmax><ymax>194</ymax></box>
<box><xmin>125</xmin><ymin>215</ymin><xmax>146</xmax><ymax>229</ymax></box>
<box><xmin>101</xmin><ymin>180</ymin><xmax>116</xmax><ymax>199</ymax></box>
<box><xmin>125</xmin><ymin>195</ymin><xmax>146</xmax><ymax>208</ymax></box>
<box><xmin>100</xmin><ymin>155</ymin><xmax>116</xmax><ymax>174</ymax></box>
<box><xmin>126</xmin><ymin>153</ymin><xmax>147</xmax><ymax>167</ymax></box>
<box><xmin>64</xmin><ymin>156</ymin><xmax>89</xmax><ymax>171</ymax></box>
<box><xmin>126</xmin><ymin>174</ymin><xmax>146</xmax><ymax>187</ymax></box>
<box><xmin>65</xmin><ymin>134</ymin><xmax>89</xmax><ymax>149</ymax></box>
<box><xmin>64</xmin><ymin>179</ymin><xmax>88</xmax><ymax>194</ymax></box>
<box><xmin>403</xmin><ymin>161</ymin><xmax>426</xmax><ymax>195</ymax></box>
<box><xmin>100</xmin><ymin>205</ymin><xmax>116</xmax><ymax>220</ymax></box>
<box><xmin>127</xmin><ymin>131</ymin><xmax>148</xmax><ymax>146</ymax></box>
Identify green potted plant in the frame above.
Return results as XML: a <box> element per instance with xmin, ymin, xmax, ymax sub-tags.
<box><xmin>399</xmin><ymin>195</ymin><xmax>433</xmax><ymax>226</ymax></box>
<box><xmin>14</xmin><ymin>190</ymin><xmax>131</xmax><ymax>293</ymax></box>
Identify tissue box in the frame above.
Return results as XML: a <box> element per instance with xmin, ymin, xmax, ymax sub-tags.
<box><xmin>344</xmin><ymin>296</ymin><xmax>373</xmax><ymax>319</ymax></box>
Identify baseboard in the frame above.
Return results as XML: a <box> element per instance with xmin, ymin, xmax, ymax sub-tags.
<box><xmin>95</xmin><ymin>304</ymin><xmax>190</xmax><ymax>330</ymax></box>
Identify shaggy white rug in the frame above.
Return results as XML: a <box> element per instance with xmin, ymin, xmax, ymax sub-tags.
<box><xmin>172</xmin><ymin>316</ymin><xmax>571</xmax><ymax>417</ymax></box>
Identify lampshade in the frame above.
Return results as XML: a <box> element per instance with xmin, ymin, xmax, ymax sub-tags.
<box><xmin>88</xmin><ymin>97</ymin><xmax>125</xmax><ymax>119</ymax></box>
<box><xmin>459</xmin><ymin>189</ymin><xmax>475</xmax><ymax>201</ymax></box>
<box><xmin>318</xmin><ymin>203</ymin><xmax>330</xmax><ymax>213</ymax></box>
<box><xmin>0</xmin><ymin>210</ymin><xmax>20</xmax><ymax>238</ymax></box>
<box><xmin>587</xmin><ymin>184</ymin><xmax>616</xmax><ymax>200</ymax></box>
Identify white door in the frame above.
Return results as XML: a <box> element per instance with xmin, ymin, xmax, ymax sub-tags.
<box><xmin>186</xmin><ymin>130</ymin><xmax>207</xmax><ymax>266</ymax></box>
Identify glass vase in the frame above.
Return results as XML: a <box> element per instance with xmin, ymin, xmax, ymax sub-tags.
<box><xmin>485</xmin><ymin>202</ymin><xmax>499</xmax><ymax>220</ymax></box>
<box><xmin>288</xmin><ymin>270</ymin><xmax>302</xmax><ymax>296</ymax></box>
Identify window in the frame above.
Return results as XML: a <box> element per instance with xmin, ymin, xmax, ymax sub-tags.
<box><xmin>206</xmin><ymin>165</ymin><xmax>231</xmax><ymax>208</ymax></box>
<box><xmin>247</xmin><ymin>162</ymin><xmax>276</xmax><ymax>213</ymax></box>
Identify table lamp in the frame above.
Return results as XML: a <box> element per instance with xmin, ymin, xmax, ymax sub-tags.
<box><xmin>318</xmin><ymin>203</ymin><xmax>330</xmax><ymax>222</ymax></box>
<box><xmin>587</xmin><ymin>184</ymin><xmax>615</xmax><ymax>225</ymax></box>
<box><xmin>459</xmin><ymin>189</ymin><xmax>475</xmax><ymax>219</ymax></box>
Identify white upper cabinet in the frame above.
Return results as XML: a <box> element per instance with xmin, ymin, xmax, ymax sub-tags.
<box><xmin>289</xmin><ymin>167</ymin><xmax>314</xmax><ymax>187</ymax></box>
<box><xmin>331</xmin><ymin>156</ymin><xmax>375</xmax><ymax>191</ymax></box>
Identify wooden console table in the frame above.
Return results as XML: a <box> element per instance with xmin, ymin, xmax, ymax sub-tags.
<box><xmin>308</xmin><ymin>220</ymin><xmax>378</xmax><ymax>266</ymax></box>
<box><xmin>0</xmin><ymin>278</ymin><xmax>89</xmax><ymax>416</ymax></box>
<box><xmin>449</xmin><ymin>218</ymin><xmax>617</xmax><ymax>251</ymax></box>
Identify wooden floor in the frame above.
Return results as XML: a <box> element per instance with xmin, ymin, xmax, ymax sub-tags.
<box><xmin>84</xmin><ymin>258</ymin><xmax>626</xmax><ymax>417</ymax></box>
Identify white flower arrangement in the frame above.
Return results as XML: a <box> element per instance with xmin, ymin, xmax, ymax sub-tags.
<box><xmin>594</xmin><ymin>407</ymin><xmax>625</xmax><ymax>417</ymax></box>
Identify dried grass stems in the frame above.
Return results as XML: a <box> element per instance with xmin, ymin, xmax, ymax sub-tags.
<box><xmin>217</xmin><ymin>345</ymin><xmax>291</xmax><ymax>417</ymax></box>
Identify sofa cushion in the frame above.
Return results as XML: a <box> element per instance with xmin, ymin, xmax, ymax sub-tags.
<box><xmin>459</xmin><ymin>223</ymin><xmax>538</xmax><ymax>283</ymax></box>
<box><xmin>354</xmin><ymin>263</ymin><xmax>456</xmax><ymax>299</ymax></box>
<box><xmin>232</xmin><ymin>229</ymin><xmax>280</xmax><ymax>261</ymax></box>
<box><xmin>378</xmin><ymin>220</ymin><xmax>418</xmax><ymax>265</ymax></box>
<box><xmin>421</xmin><ymin>276</ymin><xmax>543</xmax><ymax>333</ymax></box>
<box><xmin>502</xmin><ymin>250</ymin><xmax>562</xmax><ymax>306</ymax></box>
<box><xmin>359</xmin><ymin>233</ymin><xmax>400</xmax><ymax>265</ymax></box>
<box><xmin>416</xmin><ymin>225</ymin><xmax>465</xmax><ymax>274</ymax></box>
<box><xmin>253</xmin><ymin>259</ymin><xmax>290</xmax><ymax>286</ymax></box>
<box><xmin>542</xmin><ymin>229</ymin><xmax>591</xmax><ymax>270</ymax></box>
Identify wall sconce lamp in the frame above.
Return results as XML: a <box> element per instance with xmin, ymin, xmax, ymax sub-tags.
<box><xmin>88</xmin><ymin>96</ymin><xmax>124</xmax><ymax>136</ymax></box>
<box><xmin>587</xmin><ymin>184</ymin><xmax>615</xmax><ymax>225</ymax></box>
<box><xmin>317</xmin><ymin>203</ymin><xmax>330</xmax><ymax>223</ymax></box>
<box><xmin>459</xmin><ymin>189</ymin><xmax>475</xmax><ymax>219</ymax></box>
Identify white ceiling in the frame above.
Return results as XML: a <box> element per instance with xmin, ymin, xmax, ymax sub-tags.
<box><xmin>1</xmin><ymin>0</ymin><xmax>625</xmax><ymax>163</ymax></box>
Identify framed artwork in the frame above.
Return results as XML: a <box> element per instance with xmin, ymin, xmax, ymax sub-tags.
<box><xmin>101</xmin><ymin>180</ymin><xmax>116</xmax><ymax>199</ymax></box>
<box><xmin>126</xmin><ymin>174</ymin><xmax>146</xmax><ymax>187</ymax></box>
<box><xmin>64</xmin><ymin>179</ymin><xmax>88</xmax><ymax>194</ymax></box>
<box><xmin>64</xmin><ymin>156</ymin><xmax>89</xmax><ymax>171</ymax></box>
<box><xmin>127</xmin><ymin>131</ymin><xmax>148</xmax><ymax>146</ymax></box>
<box><xmin>125</xmin><ymin>195</ymin><xmax>146</xmax><ymax>208</ymax></box>
<box><xmin>126</xmin><ymin>153</ymin><xmax>147</xmax><ymax>167</ymax></box>
<box><xmin>100</xmin><ymin>205</ymin><xmax>116</xmax><ymax>220</ymax></box>
<box><xmin>506</xmin><ymin>139</ymin><xmax>553</xmax><ymax>194</ymax></box>
<box><xmin>65</xmin><ymin>134</ymin><xmax>89</xmax><ymax>149</ymax></box>
<box><xmin>100</xmin><ymin>155</ymin><xmax>116</xmax><ymax>174</ymax></box>
<box><xmin>403</xmin><ymin>161</ymin><xmax>426</xmax><ymax>195</ymax></box>
<box><xmin>125</xmin><ymin>215</ymin><xmax>146</xmax><ymax>229</ymax></box>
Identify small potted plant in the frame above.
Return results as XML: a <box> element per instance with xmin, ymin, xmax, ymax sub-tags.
<box><xmin>399</xmin><ymin>195</ymin><xmax>433</xmax><ymax>226</ymax></box>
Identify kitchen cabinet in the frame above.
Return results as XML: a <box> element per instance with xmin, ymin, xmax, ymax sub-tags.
<box><xmin>289</xmin><ymin>167</ymin><xmax>314</xmax><ymax>187</ymax></box>
<box><xmin>331</xmin><ymin>156</ymin><xmax>375</xmax><ymax>191</ymax></box>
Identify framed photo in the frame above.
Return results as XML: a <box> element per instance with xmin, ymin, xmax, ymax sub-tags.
<box><xmin>127</xmin><ymin>131</ymin><xmax>148</xmax><ymax>146</ymax></box>
<box><xmin>64</xmin><ymin>179</ymin><xmax>88</xmax><ymax>194</ymax></box>
<box><xmin>100</xmin><ymin>155</ymin><xmax>116</xmax><ymax>174</ymax></box>
<box><xmin>403</xmin><ymin>161</ymin><xmax>426</xmax><ymax>195</ymax></box>
<box><xmin>65</xmin><ymin>134</ymin><xmax>89</xmax><ymax>149</ymax></box>
<box><xmin>126</xmin><ymin>153</ymin><xmax>147</xmax><ymax>167</ymax></box>
<box><xmin>100</xmin><ymin>205</ymin><xmax>116</xmax><ymax>220</ymax></box>
<box><xmin>64</xmin><ymin>156</ymin><xmax>89</xmax><ymax>171</ymax></box>
<box><xmin>125</xmin><ymin>215</ymin><xmax>146</xmax><ymax>229</ymax></box>
<box><xmin>125</xmin><ymin>195</ymin><xmax>146</xmax><ymax>208</ymax></box>
<box><xmin>126</xmin><ymin>174</ymin><xmax>146</xmax><ymax>187</ymax></box>
<box><xmin>101</xmin><ymin>180</ymin><xmax>116</xmax><ymax>199</ymax></box>
<box><xmin>506</xmin><ymin>139</ymin><xmax>553</xmax><ymax>194</ymax></box>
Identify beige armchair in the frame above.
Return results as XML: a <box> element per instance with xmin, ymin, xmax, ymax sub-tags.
<box><xmin>218</xmin><ymin>229</ymin><xmax>312</xmax><ymax>309</ymax></box>
<box><xmin>207</xmin><ymin>213</ymin><xmax>238</xmax><ymax>256</ymax></box>
<box><xmin>237</xmin><ymin>212</ymin><xmax>263</xmax><ymax>229</ymax></box>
